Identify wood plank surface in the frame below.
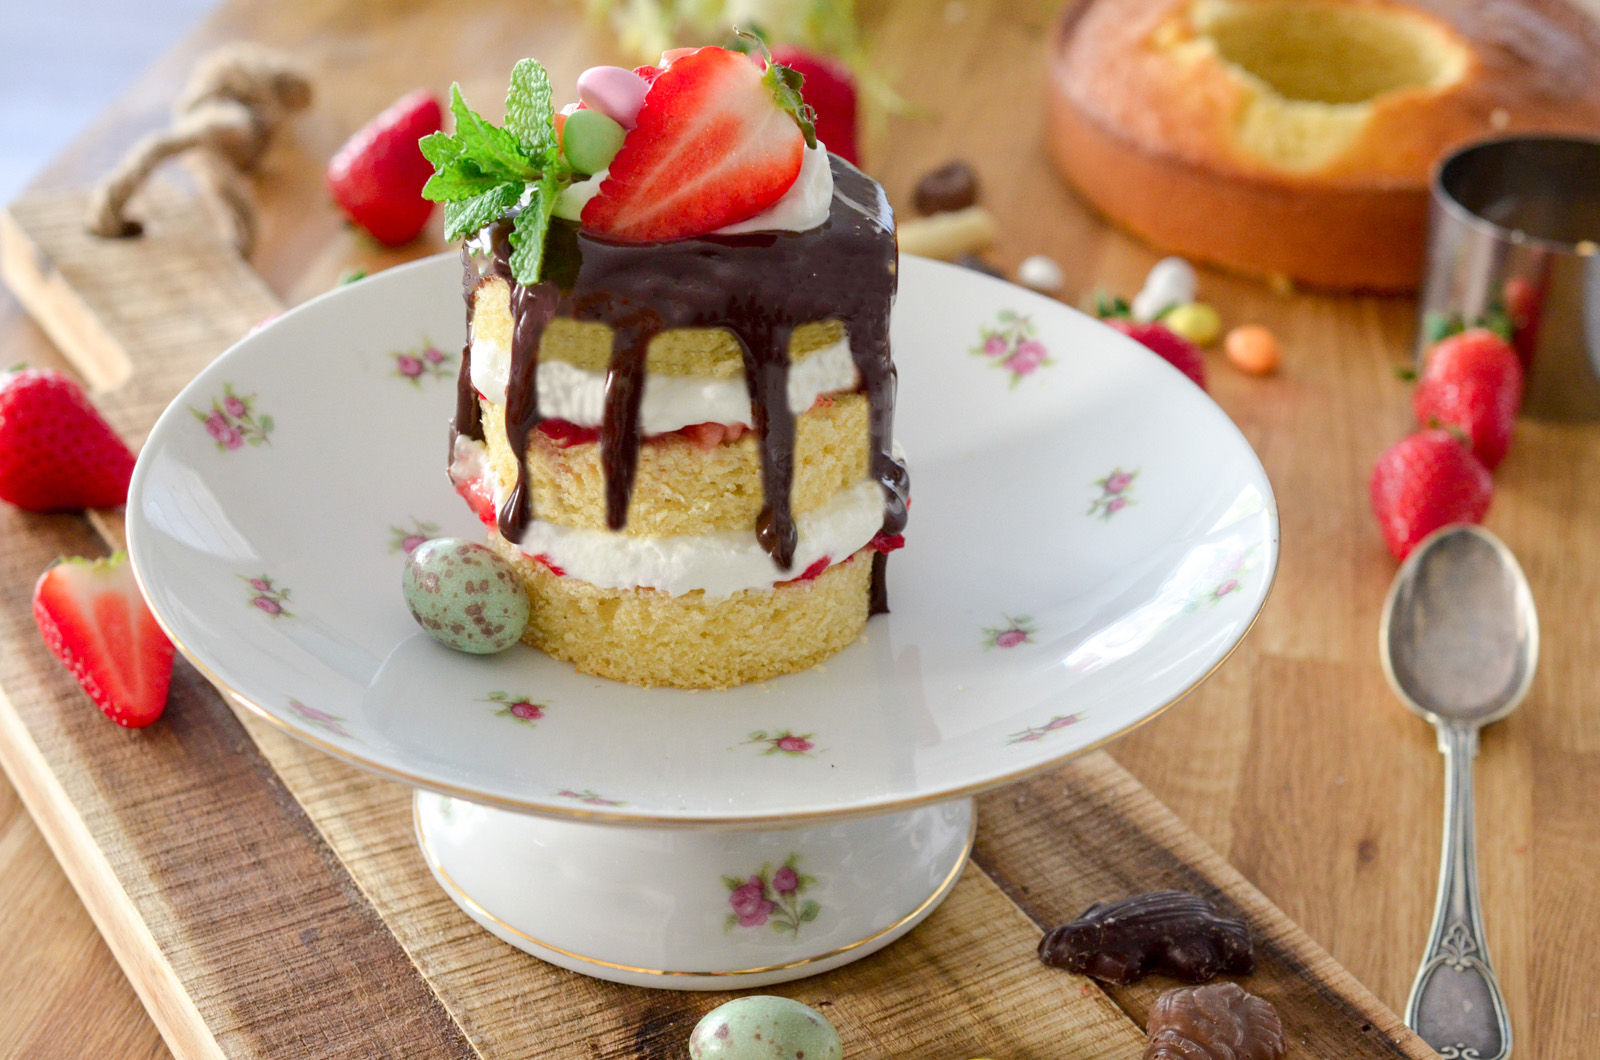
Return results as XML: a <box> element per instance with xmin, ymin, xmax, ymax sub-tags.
<box><xmin>1</xmin><ymin>0</ymin><xmax>1596</xmax><ymax>1056</ymax></box>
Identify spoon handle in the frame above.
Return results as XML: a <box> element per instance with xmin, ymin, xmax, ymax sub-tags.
<box><xmin>1406</xmin><ymin>722</ymin><xmax>1512</xmax><ymax>1060</ymax></box>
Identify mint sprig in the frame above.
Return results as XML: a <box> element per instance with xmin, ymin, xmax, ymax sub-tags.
<box><xmin>420</xmin><ymin>61</ymin><xmax>572</xmax><ymax>284</ymax></box>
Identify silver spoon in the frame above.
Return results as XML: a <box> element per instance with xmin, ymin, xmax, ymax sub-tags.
<box><xmin>1380</xmin><ymin>524</ymin><xmax>1537</xmax><ymax>1060</ymax></box>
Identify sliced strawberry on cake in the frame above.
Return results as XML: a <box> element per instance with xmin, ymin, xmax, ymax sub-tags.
<box><xmin>582</xmin><ymin>46</ymin><xmax>816</xmax><ymax>241</ymax></box>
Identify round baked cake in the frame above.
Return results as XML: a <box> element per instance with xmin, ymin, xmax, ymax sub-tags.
<box><xmin>1047</xmin><ymin>0</ymin><xmax>1600</xmax><ymax>290</ymax></box>
<box><xmin>432</xmin><ymin>49</ymin><xmax>905</xmax><ymax>689</ymax></box>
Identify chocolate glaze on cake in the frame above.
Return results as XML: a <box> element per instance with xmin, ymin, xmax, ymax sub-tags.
<box><xmin>453</xmin><ymin>154</ymin><xmax>904</xmax><ymax>607</ymax></box>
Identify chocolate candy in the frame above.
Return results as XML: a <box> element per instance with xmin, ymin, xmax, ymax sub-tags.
<box><xmin>1144</xmin><ymin>982</ymin><xmax>1285</xmax><ymax>1060</ymax></box>
<box><xmin>914</xmin><ymin>159</ymin><xmax>979</xmax><ymax>214</ymax></box>
<box><xmin>1038</xmin><ymin>890</ymin><xmax>1254</xmax><ymax>984</ymax></box>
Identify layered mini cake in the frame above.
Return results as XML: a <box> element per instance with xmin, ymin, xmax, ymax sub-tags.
<box><xmin>430</xmin><ymin>47</ymin><xmax>905</xmax><ymax>688</ymax></box>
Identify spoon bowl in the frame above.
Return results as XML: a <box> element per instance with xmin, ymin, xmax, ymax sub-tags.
<box><xmin>1379</xmin><ymin>522</ymin><xmax>1537</xmax><ymax>1060</ymax></box>
<box><xmin>1381</xmin><ymin>524</ymin><xmax>1539</xmax><ymax>727</ymax></box>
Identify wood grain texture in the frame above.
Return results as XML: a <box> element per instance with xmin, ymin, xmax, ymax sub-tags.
<box><xmin>0</xmin><ymin>0</ymin><xmax>1594</xmax><ymax>1055</ymax></box>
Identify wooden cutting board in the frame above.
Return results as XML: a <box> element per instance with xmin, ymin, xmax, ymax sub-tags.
<box><xmin>0</xmin><ymin>0</ymin><xmax>1587</xmax><ymax>1057</ymax></box>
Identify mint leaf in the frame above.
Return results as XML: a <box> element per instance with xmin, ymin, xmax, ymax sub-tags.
<box><xmin>449</xmin><ymin>83</ymin><xmax>537</xmax><ymax>182</ymax></box>
<box><xmin>418</xmin><ymin>131</ymin><xmax>465</xmax><ymax>168</ymax></box>
<box><xmin>443</xmin><ymin>183</ymin><xmax>521</xmax><ymax>241</ymax></box>
<box><xmin>505</xmin><ymin>58</ymin><xmax>555</xmax><ymax>157</ymax></box>
<box><xmin>423</xmin><ymin>158</ymin><xmax>503</xmax><ymax>203</ymax></box>
<box><xmin>506</xmin><ymin>173</ymin><xmax>563</xmax><ymax>284</ymax></box>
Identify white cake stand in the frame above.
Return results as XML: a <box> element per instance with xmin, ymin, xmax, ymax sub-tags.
<box><xmin>129</xmin><ymin>255</ymin><xmax>1278</xmax><ymax>989</ymax></box>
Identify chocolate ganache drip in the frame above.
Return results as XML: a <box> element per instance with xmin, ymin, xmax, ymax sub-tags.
<box><xmin>456</xmin><ymin>155</ymin><xmax>904</xmax><ymax>603</ymax></box>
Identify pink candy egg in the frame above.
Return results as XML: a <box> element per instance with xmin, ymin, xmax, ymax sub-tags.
<box><xmin>576</xmin><ymin>66</ymin><xmax>650</xmax><ymax>130</ymax></box>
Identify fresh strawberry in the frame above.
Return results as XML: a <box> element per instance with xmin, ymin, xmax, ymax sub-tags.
<box><xmin>33</xmin><ymin>552</ymin><xmax>174</xmax><ymax>728</ymax></box>
<box><xmin>582</xmin><ymin>46</ymin><xmax>809</xmax><ymax>241</ymax></box>
<box><xmin>1369</xmin><ymin>430</ymin><xmax>1493</xmax><ymax>560</ymax></box>
<box><xmin>326</xmin><ymin>89</ymin><xmax>442</xmax><ymax>246</ymax></box>
<box><xmin>0</xmin><ymin>369</ymin><xmax>136</xmax><ymax>511</ymax></box>
<box><xmin>769</xmin><ymin>46</ymin><xmax>858</xmax><ymax>164</ymax></box>
<box><xmin>1107</xmin><ymin>320</ymin><xmax>1207</xmax><ymax>390</ymax></box>
<box><xmin>1413</xmin><ymin>328</ymin><xmax>1523</xmax><ymax>469</ymax></box>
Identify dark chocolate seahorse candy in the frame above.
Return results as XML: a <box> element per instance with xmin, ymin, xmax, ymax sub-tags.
<box><xmin>1037</xmin><ymin>890</ymin><xmax>1254</xmax><ymax>984</ymax></box>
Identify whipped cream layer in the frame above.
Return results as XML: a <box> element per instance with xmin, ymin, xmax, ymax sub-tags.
<box><xmin>470</xmin><ymin>334</ymin><xmax>860</xmax><ymax>435</ymax></box>
<box><xmin>514</xmin><ymin>477</ymin><xmax>885</xmax><ymax>599</ymax></box>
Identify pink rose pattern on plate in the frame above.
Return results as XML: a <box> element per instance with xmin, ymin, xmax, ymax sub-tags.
<box><xmin>191</xmin><ymin>383</ymin><xmax>272</xmax><ymax>451</ymax></box>
<box><xmin>972</xmin><ymin>310</ymin><xmax>1053</xmax><ymax>388</ymax></box>
<box><xmin>1089</xmin><ymin>467</ymin><xmax>1139</xmax><ymax>520</ymax></box>
<box><xmin>242</xmin><ymin>574</ymin><xmax>293</xmax><ymax>618</ymax></box>
<box><xmin>1185</xmin><ymin>544</ymin><xmax>1259</xmax><ymax>611</ymax></box>
<box><xmin>394</xmin><ymin>343</ymin><xmax>455</xmax><ymax>385</ymax></box>
<box><xmin>484</xmin><ymin>691</ymin><xmax>546</xmax><ymax>725</ymax></box>
<box><xmin>724</xmin><ymin>854</ymin><xmax>819</xmax><ymax>936</ymax></box>
<box><xmin>389</xmin><ymin>517</ymin><xmax>440</xmax><ymax>555</ymax></box>
<box><xmin>741</xmin><ymin>729</ymin><xmax>817</xmax><ymax>757</ymax></box>
<box><xmin>1007</xmin><ymin>712</ymin><xmax>1082</xmax><ymax>745</ymax></box>
<box><xmin>982</xmin><ymin>614</ymin><xmax>1036</xmax><ymax>650</ymax></box>
<box><xmin>555</xmin><ymin>788</ymin><xmax>626</xmax><ymax>807</ymax></box>
<box><xmin>287</xmin><ymin>698</ymin><xmax>353</xmax><ymax>740</ymax></box>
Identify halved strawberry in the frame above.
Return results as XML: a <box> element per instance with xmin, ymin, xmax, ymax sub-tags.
<box><xmin>582</xmin><ymin>46</ymin><xmax>809</xmax><ymax>241</ymax></box>
<box><xmin>33</xmin><ymin>552</ymin><xmax>175</xmax><ymax>728</ymax></box>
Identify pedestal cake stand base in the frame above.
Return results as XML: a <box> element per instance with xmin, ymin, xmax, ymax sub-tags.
<box><xmin>415</xmin><ymin>794</ymin><xmax>975</xmax><ymax>989</ymax></box>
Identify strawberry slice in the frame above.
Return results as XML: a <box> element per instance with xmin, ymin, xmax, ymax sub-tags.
<box><xmin>33</xmin><ymin>552</ymin><xmax>175</xmax><ymax>728</ymax></box>
<box><xmin>582</xmin><ymin>46</ymin><xmax>809</xmax><ymax>241</ymax></box>
<box><xmin>0</xmin><ymin>368</ymin><xmax>137</xmax><ymax>512</ymax></box>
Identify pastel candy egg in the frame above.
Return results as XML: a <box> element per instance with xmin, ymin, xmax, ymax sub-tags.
<box><xmin>562</xmin><ymin>108</ymin><xmax>627</xmax><ymax>176</ymax></box>
<box><xmin>576</xmin><ymin>65</ymin><xmax>650</xmax><ymax>129</ymax></box>
<box><xmin>688</xmin><ymin>996</ymin><xmax>843</xmax><ymax>1060</ymax></box>
<box><xmin>401</xmin><ymin>538</ymin><xmax>529</xmax><ymax>654</ymax></box>
<box><xmin>1132</xmin><ymin>256</ymin><xmax>1198</xmax><ymax>322</ymax></box>
<box><xmin>1163</xmin><ymin>302</ymin><xmax>1223</xmax><ymax>346</ymax></box>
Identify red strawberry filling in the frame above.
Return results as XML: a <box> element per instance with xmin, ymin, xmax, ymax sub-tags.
<box><xmin>534</xmin><ymin>391</ymin><xmax>846</xmax><ymax>451</ymax></box>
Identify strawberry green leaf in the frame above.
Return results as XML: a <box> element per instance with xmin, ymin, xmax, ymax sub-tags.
<box><xmin>449</xmin><ymin>84</ymin><xmax>537</xmax><ymax>182</ymax></box>
<box><xmin>762</xmin><ymin>61</ymin><xmax>817</xmax><ymax>150</ymax></box>
<box><xmin>507</xmin><ymin>173</ymin><xmax>562</xmax><ymax>285</ymax></box>
<box><xmin>505</xmin><ymin>58</ymin><xmax>556</xmax><ymax>157</ymax></box>
<box><xmin>443</xmin><ymin>183</ymin><xmax>522</xmax><ymax>241</ymax></box>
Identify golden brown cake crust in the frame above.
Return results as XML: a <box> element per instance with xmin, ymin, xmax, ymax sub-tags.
<box><xmin>480</xmin><ymin>393</ymin><xmax>870</xmax><ymax>535</ymax></box>
<box><xmin>490</xmin><ymin>538</ymin><xmax>874</xmax><ymax>689</ymax></box>
<box><xmin>1046</xmin><ymin>0</ymin><xmax>1600</xmax><ymax>289</ymax></box>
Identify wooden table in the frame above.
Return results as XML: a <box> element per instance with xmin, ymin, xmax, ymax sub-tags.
<box><xmin>3</xmin><ymin>0</ymin><xmax>1598</xmax><ymax>1056</ymax></box>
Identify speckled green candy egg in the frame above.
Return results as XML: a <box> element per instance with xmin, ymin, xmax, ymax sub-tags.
<box><xmin>401</xmin><ymin>538</ymin><xmax>529</xmax><ymax>653</ymax></box>
<box><xmin>688</xmin><ymin>996</ymin><xmax>843</xmax><ymax>1060</ymax></box>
